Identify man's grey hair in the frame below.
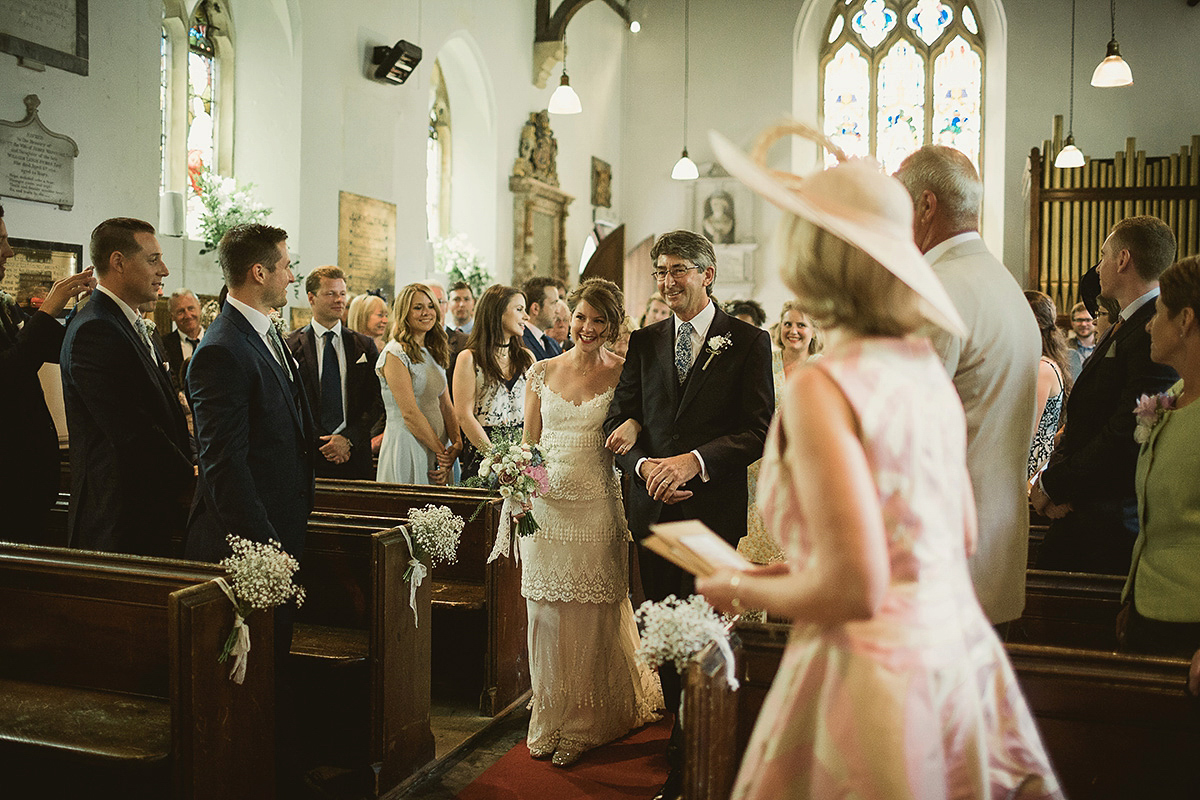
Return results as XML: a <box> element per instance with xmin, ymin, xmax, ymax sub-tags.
<box><xmin>168</xmin><ymin>288</ymin><xmax>198</xmax><ymax>311</ymax></box>
<box><xmin>894</xmin><ymin>145</ymin><xmax>982</xmax><ymax>231</ymax></box>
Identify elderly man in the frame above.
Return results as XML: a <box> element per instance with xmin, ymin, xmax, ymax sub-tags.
<box><xmin>1032</xmin><ymin>216</ymin><xmax>1179</xmax><ymax>575</ymax></box>
<box><xmin>60</xmin><ymin>218</ymin><xmax>194</xmax><ymax>556</ymax></box>
<box><xmin>162</xmin><ymin>288</ymin><xmax>204</xmax><ymax>392</ymax></box>
<box><xmin>895</xmin><ymin>145</ymin><xmax>1041</xmax><ymax>628</ymax></box>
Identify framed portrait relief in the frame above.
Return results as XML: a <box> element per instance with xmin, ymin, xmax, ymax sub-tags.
<box><xmin>693</xmin><ymin>177</ymin><xmax>753</xmax><ymax>246</ymax></box>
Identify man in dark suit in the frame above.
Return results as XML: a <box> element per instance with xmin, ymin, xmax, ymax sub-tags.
<box><xmin>0</xmin><ymin>204</ymin><xmax>95</xmax><ymax>544</ymax></box>
<box><xmin>161</xmin><ymin>288</ymin><xmax>204</xmax><ymax>395</ymax></box>
<box><xmin>1033</xmin><ymin>216</ymin><xmax>1180</xmax><ymax>575</ymax></box>
<box><xmin>604</xmin><ymin>230</ymin><xmax>773</xmax><ymax>800</ymax></box>
<box><xmin>60</xmin><ymin>218</ymin><xmax>194</xmax><ymax>557</ymax></box>
<box><xmin>286</xmin><ymin>266</ymin><xmax>382</xmax><ymax>480</ymax></box>
<box><xmin>521</xmin><ymin>276</ymin><xmax>563</xmax><ymax>360</ymax></box>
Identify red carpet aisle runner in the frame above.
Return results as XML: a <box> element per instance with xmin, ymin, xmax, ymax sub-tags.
<box><xmin>456</xmin><ymin>716</ymin><xmax>672</xmax><ymax>800</ymax></box>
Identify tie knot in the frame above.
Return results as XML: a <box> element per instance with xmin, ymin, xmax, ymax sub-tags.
<box><xmin>186</xmin><ymin>337</ymin><xmax>199</xmax><ymax>347</ymax></box>
<box><xmin>324</xmin><ymin>330</ymin><xmax>336</xmax><ymax>342</ymax></box>
<box><xmin>678</xmin><ymin>321</ymin><xmax>693</xmax><ymax>337</ymax></box>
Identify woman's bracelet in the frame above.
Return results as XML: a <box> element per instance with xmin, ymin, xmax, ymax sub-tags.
<box><xmin>730</xmin><ymin>573</ymin><xmax>743</xmax><ymax>612</ymax></box>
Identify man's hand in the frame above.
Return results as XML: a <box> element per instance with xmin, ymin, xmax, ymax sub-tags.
<box><xmin>1029</xmin><ymin>481</ymin><xmax>1051</xmax><ymax>514</ymax></box>
<box><xmin>1043</xmin><ymin>501</ymin><xmax>1073</xmax><ymax>520</ymax></box>
<box><xmin>642</xmin><ymin>453</ymin><xmax>702</xmax><ymax>502</ymax></box>
<box><xmin>318</xmin><ymin>433</ymin><xmax>352</xmax><ymax>464</ymax></box>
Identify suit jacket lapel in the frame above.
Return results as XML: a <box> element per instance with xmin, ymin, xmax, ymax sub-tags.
<box><xmin>654</xmin><ymin>319</ymin><xmax>680</xmax><ymax>409</ymax></box>
<box><xmin>676</xmin><ymin>307</ymin><xmax>730</xmax><ymax>420</ymax></box>
<box><xmin>96</xmin><ymin>291</ymin><xmax>177</xmax><ymax>408</ymax></box>
<box><xmin>226</xmin><ymin>304</ymin><xmax>304</xmax><ymax>433</ymax></box>
<box><xmin>1078</xmin><ymin>300</ymin><xmax>1154</xmax><ymax>385</ymax></box>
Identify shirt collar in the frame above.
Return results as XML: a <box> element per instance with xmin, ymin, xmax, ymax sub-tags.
<box><xmin>94</xmin><ymin>284</ymin><xmax>142</xmax><ymax>327</ymax></box>
<box><xmin>675</xmin><ymin>299</ymin><xmax>716</xmax><ymax>338</ymax></box>
<box><xmin>311</xmin><ymin>318</ymin><xmax>342</xmax><ymax>338</ymax></box>
<box><xmin>226</xmin><ymin>295</ymin><xmax>272</xmax><ymax>336</ymax></box>
<box><xmin>177</xmin><ymin>326</ymin><xmax>204</xmax><ymax>342</ymax></box>
<box><xmin>1121</xmin><ymin>287</ymin><xmax>1159</xmax><ymax>321</ymax></box>
<box><xmin>923</xmin><ymin>231</ymin><xmax>982</xmax><ymax>265</ymax></box>
<box><xmin>526</xmin><ymin>321</ymin><xmax>546</xmax><ymax>340</ymax></box>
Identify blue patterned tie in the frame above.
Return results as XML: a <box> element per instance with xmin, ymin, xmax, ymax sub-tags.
<box><xmin>320</xmin><ymin>330</ymin><xmax>344</xmax><ymax>432</ymax></box>
<box><xmin>675</xmin><ymin>321</ymin><xmax>693</xmax><ymax>385</ymax></box>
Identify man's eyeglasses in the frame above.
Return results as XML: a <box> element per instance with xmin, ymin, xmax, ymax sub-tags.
<box><xmin>651</xmin><ymin>265</ymin><xmax>703</xmax><ymax>281</ymax></box>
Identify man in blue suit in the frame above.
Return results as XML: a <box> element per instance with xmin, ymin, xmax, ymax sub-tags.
<box><xmin>520</xmin><ymin>275</ymin><xmax>563</xmax><ymax>360</ymax></box>
<box><xmin>61</xmin><ymin>218</ymin><xmax>194</xmax><ymax>556</ymax></box>
<box><xmin>185</xmin><ymin>223</ymin><xmax>314</xmax><ymax>563</ymax></box>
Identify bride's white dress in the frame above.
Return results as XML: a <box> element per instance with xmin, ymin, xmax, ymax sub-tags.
<box><xmin>518</xmin><ymin>361</ymin><xmax>663</xmax><ymax>755</ymax></box>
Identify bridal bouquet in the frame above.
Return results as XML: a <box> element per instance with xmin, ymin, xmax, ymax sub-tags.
<box><xmin>472</xmin><ymin>429</ymin><xmax>550</xmax><ymax>538</ymax></box>
<box><xmin>216</xmin><ymin>535</ymin><xmax>306</xmax><ymax>684</ymax></box>
<box><xmin>635</xmin><ymin>594</ymin><xmax>738</xmax><ymax>689</ymax></box>
<box><xmin>401</xmin><ymin>504</ymin><xmax>465</xmax><ymax>626</ymax></box>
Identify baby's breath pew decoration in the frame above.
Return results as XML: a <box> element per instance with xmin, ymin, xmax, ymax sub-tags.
<box><xmin>401</xmin><ymin>504</ymin><xmax>464</xmax><ymax>627</ymax></box>
<box><xmin>216</xmin><ymin>535</ymin><xmax>306</xmax><ymax>684</ymax></box>
<box><xmin>635</xmin><ymin>594</ymin><xmax>738</xmax><ymax>689</ymax></box>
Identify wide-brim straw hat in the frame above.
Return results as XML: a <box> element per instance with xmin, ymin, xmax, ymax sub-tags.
<box><xmin>709</xmin><ymin>122</ymin><xmax>966</xmax><ymax>338</ymax></box>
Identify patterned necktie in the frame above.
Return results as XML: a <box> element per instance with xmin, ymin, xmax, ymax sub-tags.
<box><xmin>675</xmin><ymin>321</ymin><xmax>694</xmax><ymax>385</ymax></box>
<box><xmin>133</xmin><ymin>318</ymin><xmax>156</xmax><ymax>357</ymax></box>
<box><xmin>266</xmin><ymin>324</ymin><xmax>293</xmax><ymax>381</ymax></box>
<box><xmin>320</xmin><ymin>330</ymin><xmax>344</xmax><ymax>432</ymax></box>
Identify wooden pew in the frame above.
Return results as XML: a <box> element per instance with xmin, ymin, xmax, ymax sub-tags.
<box><xmin>0</xmin><ymin>543</ymin><xmax>275</xmax><ymax>799</ymax></box>
<box><xmin>684</xmin><ymin>620</ymin><xmax>1200</xmax><ymax>800</ymax></box>
<box><xmin>311</xmin><ymin>479</ymin><xmax>529</xmax><ymax>716</ymax></box>
<box><xmin>1009</xmin><ymin>569</ymin><xmax>1125</xmax><ymax>649</ymax></box>
<box><xmin>291</xmin><ymin>518</ymin><xmax>435</xmax><ymax>796</ymax></box>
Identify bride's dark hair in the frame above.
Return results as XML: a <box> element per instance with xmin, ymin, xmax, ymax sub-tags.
<box><xmin>568</xmin><ymin>278</ymin><xmax>625</xmax><ymax>344</ymax></box>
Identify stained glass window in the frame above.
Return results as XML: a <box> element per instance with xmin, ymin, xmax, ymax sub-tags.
<box><xmin>186</xmin><ymin>1</ymin><xmax>218</xmax><ymax>235</ymax></box>
<box><xmin>821</xmin><ymin>0</ymin><xmax>984</xmax><ymax>173</ymax></box>
<box><xmin>427</xmin><ymin>61</ymin><xmax>452</xmax><ymax>241</ymax></box>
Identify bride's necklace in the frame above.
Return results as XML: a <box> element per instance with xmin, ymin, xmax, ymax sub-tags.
<box><xmin>575</xmin><ymin>353</ymin><xmax>602</xmax><ymax>377</ymax></box>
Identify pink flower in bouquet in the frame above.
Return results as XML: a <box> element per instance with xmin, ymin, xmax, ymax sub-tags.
<box><xmin>528</xmin><ymin>464</ymin><xmax>549</xmax><ymax>493</ymax></box>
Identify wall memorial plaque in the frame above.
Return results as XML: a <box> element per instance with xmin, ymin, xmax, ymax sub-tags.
<box><xmin>0</xmin><ymin>0</ymin><xmax>89</xmax><ymax>75</ymax></box>
<box><xmin>2</xmin><ymin>236</ymin><xmax>81</xmax><ymax>307</ymax></box>
<box><xmin>0</xmin><ymin>95</ymin><xmax>79</xmax><ymax>210</ymax></box>
<box><xmin>337</xmin><ymin>191</ymin><xmax>396</xmax><ymax>299</ymax></box>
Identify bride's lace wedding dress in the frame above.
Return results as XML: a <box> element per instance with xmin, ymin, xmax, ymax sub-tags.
<box><xmin>519</xmin><ymin>361</ymin><xmax>663</xmax><ymax>759</ymax></box>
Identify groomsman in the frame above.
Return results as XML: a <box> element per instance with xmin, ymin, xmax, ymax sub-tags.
<box><xmin>286</xmin><ymin>266</ymin><xmax>382</xmax><ymax>480</ymax></box>
<box><xmin>0</xmin><ymin>204</ymin><xmax>95</xmax><ymax>543</ymax></box>
<box><xmin>60</xmin><ymin>218</ymin><xmax>194</xmax><ymax>556</ymax></box>
<box><xmin>521</xmin><ymin>276</ymin><xmax>563</xmax><ymax>360</ymax></box>
<box><xmin>605</xmin><ymin>230</ymin><xmax>773</xmax><ymax>800</ymax></box>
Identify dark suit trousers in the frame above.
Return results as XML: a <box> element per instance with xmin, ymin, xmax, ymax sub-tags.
<box><xmin>1037</xmin><ymin>497</ymin><xmax>1138</xmax><ymax>575</ymax></box>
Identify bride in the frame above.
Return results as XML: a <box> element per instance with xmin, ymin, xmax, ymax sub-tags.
<box><xmin>520</xmin><ymin>277</ymin><xmax>663</xmax><ymax>766</ymax></box>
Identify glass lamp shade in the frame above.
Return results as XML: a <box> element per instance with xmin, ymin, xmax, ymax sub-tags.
<box><xmin>1091</xmin><ymin>40</ymin><xmax>1133</xmax><ymax>87</ymax></box>
<box><xmin>548</xmin><ymin>74</ymin><xmax>582</xmax><ymax>115</ymax></box>
<box><xmin>1054</xmin><ymin>139</ymin><xmax>1086</xmax><ymax>169</ymax></box>
<box><xmin>671</xmin><ymin>148</ymin><xmax>699</xmax><ymax>180</ymax></box>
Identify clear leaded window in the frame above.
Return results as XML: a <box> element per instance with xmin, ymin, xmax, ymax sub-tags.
<box><xmin>427</xmin><ymin>60</ymin><xmax>452</xmax><ymax>241</ymax></box>
<box><xmin>821</xmin><ymin>0</ymin><xmax>983</xmax><ymax>174</ymax></box>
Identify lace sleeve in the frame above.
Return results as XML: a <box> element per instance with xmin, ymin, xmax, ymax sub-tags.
<box><xmin>527</xmin><ymin>359</ymin><xmax>547</xmax><ymax>396</ymax></box>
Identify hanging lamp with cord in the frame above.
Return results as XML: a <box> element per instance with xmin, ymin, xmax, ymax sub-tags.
<box><xmin>548</xmin><ymin>31</ymin><xmax>582</xmax><ymax>114</ymax></box>
<box><xmin>1090</xmin><ymin>0</ymin><xmax>1133</xmax><ymax>88</ymax></box>
<box><xmin>1056</xmin><ymin>0</ymin><xmax>1085</xmax><ymax>169</ymax></box>
<box><xmin>671</xmin><ymin>0</ymin><xmax>698</xmax><ymax>180</ymax></box>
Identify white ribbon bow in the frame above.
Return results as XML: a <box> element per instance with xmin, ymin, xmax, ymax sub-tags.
<box><xmin>713</xmin><ymin>633</ymin><xmax>739</xmax><ymax>690</ymax></box>
<box><xmin>486</xmin><ymin>496</ymin><xmax>522</xmax><ymax>565</ymax></box>
<box><xmin>215</xmin><ymin>577</ymin><xmax>251</xmax><ymax>685</ymax></box>
<box><xmin>400</xmin><ymin>527</ymin><xmax>428</xmax><ymax>627</ymax></box>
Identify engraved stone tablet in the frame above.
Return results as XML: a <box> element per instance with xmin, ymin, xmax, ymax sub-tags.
<box><xmin>337</xmin><ymin>191</ymin><xmax>396</xmax><ymax>299</ymax></box>
<box><xmin>0</xmin><ymin>95</ymin><xmax>78</xmax><ymax>210</ymax></box>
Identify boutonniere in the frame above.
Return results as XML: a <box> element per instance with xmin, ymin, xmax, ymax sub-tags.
<box><xmin>701</xmin><ymin>334</ymin><xmax>732</xmax><ymax>370</ymax></box>
<box><xmin>142</xmin><ymin>317</ymin><xmax>157</xmax><ymax>335</ymax></box>
<box><xmin>1133</xmin><ymin>391</ymin><xmax>1177</xmax><ymax>444</ymax></box>
<box><xmin>0</xmin><ymin>290</ymin><xmax>14</xmax><ymax>309</ymax></box>
<box><xmin>268</xmin><ymin>310</ymin><xmax>289</xmax><ymax>340</ymax></box>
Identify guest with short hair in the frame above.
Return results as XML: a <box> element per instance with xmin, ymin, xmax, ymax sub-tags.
<box><xmin>447</xmin><ymin>280</ymin><xmax>476</xmax><ymax>334</ymax></box>
<box><xmin>522</xmin><ymin>276</ymin><xmax>563</xmax><ymax>360</ymax></box>
<box><xmin>163</xmin><ymin>289</ymin><xmax>204</xmax><ymax>393</ymax></box>
<box><xmin>347</xmin><ymin>292</ymin><xmax>389</xmax><ymax>353</ymax></box>
<box><xmin>638</xmin><ymin>292</ymin><xmax>671</xmax><ymax>328</ymax></box>
<box><xmin>724</xmin><ymin>299</ymin><xmax>767</xmax><ymax>328</ymax></box>
<box><xmin>1065</xmin><ymin>301</ymin><xmax>1096</xmax><ymax>382</ymax></box>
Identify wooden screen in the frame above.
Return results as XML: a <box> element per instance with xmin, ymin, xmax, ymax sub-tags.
<box><xmin>1029</xmin><ymin>135</ymin><xmax>1200</xmax><ymax>312</ymax></box>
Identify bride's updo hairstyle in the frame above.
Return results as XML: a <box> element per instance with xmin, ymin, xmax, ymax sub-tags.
<box><xmin>567</xmin><ymin>278</ymin><xmax>625</xmax><ymax>344</ymax></box>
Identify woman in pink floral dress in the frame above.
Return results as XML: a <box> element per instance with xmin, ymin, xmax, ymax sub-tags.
<box><xmin>698</xmin><ymin>123</ymin><xmax>1062</xmax><ymax>800</ymax></box>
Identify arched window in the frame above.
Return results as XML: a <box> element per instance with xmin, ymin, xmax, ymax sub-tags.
<box><xmin>821</xmin><ymin>0</ymin><xmax>984</xmax><ymax>174</ymax></box>
<box><xmin>161</xmin><ymin>0</ymin><xmax>234</xmax><ymax>237</ymax></box>
<box><xmin>427</xmin><ymin>60</ymin><xmax>452</xmax><ymax>241</ymax></box>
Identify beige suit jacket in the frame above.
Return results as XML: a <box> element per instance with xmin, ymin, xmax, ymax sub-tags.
<box><xmin>928</xmin><ymin>238</ymin><xmax>1041</xmax><ymax>624</ymax></box>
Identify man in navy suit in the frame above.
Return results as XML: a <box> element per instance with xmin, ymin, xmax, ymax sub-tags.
<box><xmin>1033</xmin><ymin>216</ymin><xmax>1179</xmax><ymax>575</ymax></box>
<box><xmin>0</xmin><ymin>204</ymin><xmax>95</xmax><ymax>544</ymax></box>
<box><xmin>520</xmin><ymin>276</ymin><xmax>563</xmax><ymax>360</ymax></box>
<box><xmin>185</xmin><ymin>223</ymin><xmax>314</xmax><ymax>563</ymax></box>
<box><xmin>604</xmin><ymin>230</ymin><xmax>773</xmax><ymax>800</ymax></box>
<box><xmin>286</xmin><ymin>266</ymin><xmax>381</xmax><ymax>480</ymax></box>
<box><xmin>60</xmin><ymin>218</ymin><xmax>194</xmax><ymax>557</ymax></box>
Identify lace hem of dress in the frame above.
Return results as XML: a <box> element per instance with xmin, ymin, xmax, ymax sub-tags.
<box><xmin>526</xmin><ymin>698</ymin><xmax>662</xmax><ymax>754</ymax></box>
<box><xmin>522</xmin><ymin>570</ymin><xmax>627</xmax><ymax>604</ymax></box>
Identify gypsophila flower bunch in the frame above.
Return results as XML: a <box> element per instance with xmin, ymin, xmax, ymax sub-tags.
<box><xmin>268</xmin><ymin>310</ymin><xmax>290</xmax><ymax>340</ymax></box>
<box><xmin>635</xmin><ymin>594</ymin><xmax>728</xmax><ymax>673</ymax></box>
<box><xmin>472</xmin><ymin>428</ymin><xmax>549</xmax><ymax>538</ymax></box>
<box><xmin>1134</xmin><ymin>390</ymin><xmax>1178</xmax><ymax>444</ymax></box>
<box><xmin>431</xmin><ymin>233</ymin><xmax>492</xmax><ymax>299</ymax></box>
<box><xmin>406</xmin><ymin>504</ymin><xmax>464</xmax><ymax>580</ymax></box>
<box><xmin>219</xmin><ymin>535</ymin><xmax>306</xmax><ymax>613</ymax></box>
<box><xmin>194</xmin><ymin>168</ymin><xmax>273</xmax><ymax>254</ymax></box>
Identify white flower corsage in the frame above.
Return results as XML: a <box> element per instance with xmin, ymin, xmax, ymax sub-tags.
<box><xmin>701</xmin><ymin>334</ymin><xmax>732</xmax><ymax>370</ymax></box>
<box><xmin>142</xmin><ymin>317</ymin><xmax>157</xmax><ymax>334</ymax></box>
<box><xmin>1133</xmin><ymin>390</ymin><xmax>1177</xmax><ymax>444</ymax></box>
<box><xmin>268</xmin><ymin>309</ymin><xmax>289</xmax><ymax>339</ymax></box>
<box><xmin>0</xmin><ymin>290</ymin><xmax>15</xmax><ymax>309</ymax></box>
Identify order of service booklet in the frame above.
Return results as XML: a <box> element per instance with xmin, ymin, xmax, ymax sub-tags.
<box><xmin>644</xmin><ymin>519</ymin><xmax>755</xmax><ymax>577</ymax></box>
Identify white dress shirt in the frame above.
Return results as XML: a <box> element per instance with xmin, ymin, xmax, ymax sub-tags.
<box><xmin>175</xmin><ymin>326</ymin><xmax>205</xmax><ymax>360</ymax></box>
<box><xmin>226</xmin><ymin>295</ymin><xmax>287</xmax><ymax>369</ymax></box>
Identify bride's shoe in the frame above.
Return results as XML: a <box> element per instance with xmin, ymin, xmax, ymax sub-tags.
<box><xmin>529</xmin><ymin>743</ymin><xmax>554</xmax><ymax>759</ymax></box>
<box><xmin>552</xmin><ymin>747</ymin><xmax>584</xmax><ymax>767</ymax></box>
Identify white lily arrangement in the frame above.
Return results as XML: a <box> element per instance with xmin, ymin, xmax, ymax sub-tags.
<box><xmin>635</xmin><ymin>594</ymin><xmax>738</xmax><ymax>689</ymax></box>
<box><xmin>401</xmin><ymin>504</ymin><xmax>464</xmax><ymax>626</ymax></box>
<box><xmin>216</xmin><ymin>535</ymin><xmax>306</xmax><ymax>684</ymax></box>
<box><xmin>431</xmin><ymin>233</ymin><xmax>493</xmax><ymax>299</ymax></box>
<box><xmin>702</xmin><ymin>334</ymin><xmax>732</xmax><ymax>370</ymax></box>
<box><xmin>194</xmin><ymin>168</ymin><xmax>273</xmax><ymax>254</ymax></box>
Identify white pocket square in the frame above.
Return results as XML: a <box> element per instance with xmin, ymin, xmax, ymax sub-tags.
<box><xmin>356</xmin><ymin>354</ymin><xmax>368</xmax><ymax>364</ymax></box>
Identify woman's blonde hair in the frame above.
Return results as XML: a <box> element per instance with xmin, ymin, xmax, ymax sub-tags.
<box><xmin>774</xmin><ymin>299</ymin><xmax>823</xmax><ymax>356</ymax></box>
<box><xmin>347</xmin><ymin>293</ymin><xmax>385</xmax><ymax>337</ymax></box>
<box><xmin>776</xmin><ymin>215</ymin><xmax>924</xmax><ymax>338</ymax></box>
<box><xmin>390</xmin><ymin>283</ymin><xmax>449</xmax><ymax>368</ymax></box>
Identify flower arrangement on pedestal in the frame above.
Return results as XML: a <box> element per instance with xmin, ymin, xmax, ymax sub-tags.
<box><xmin>193</xmin><ymin>168</ymin><xmax>273</xmax><ymax>254</ymax></box>
<box><xmin>402</xmin><ymin>504</ymin><xmax>464</xmax><ymax>626</ymax></box>
<box><xmin>216</xmin><ymin>535</ymin><xmax>306</xmax><ymax>684</ymax></box>
<box><xmin>635</xmin><ymin>594</ymin><xmax>738</xmax><ymax>689</ymax></box>
<box><xmin>431</xmin><ymin>233</ymin><xmax>492</xmax><ymax>299</ymax></box>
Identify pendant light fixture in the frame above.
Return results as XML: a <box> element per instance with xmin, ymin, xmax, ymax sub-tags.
<box><xmin>671</xmin><ymin>0</ymin><xmax>698</xmax><ymax>180</ymax></box>
<box><xmin>1055</xmin><ymin>0</ymin><xmax>1085</xmax><ymax>169</ymax></box>
<box><xmin>1090</xmin><ymin>0</ymin><xmax>1133</xmax><ymax>88</ymax></box>
<box><xmin>548</xmin><ymin>32</ymin><xmax>582</xmax><ymax>115</ymax></box>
